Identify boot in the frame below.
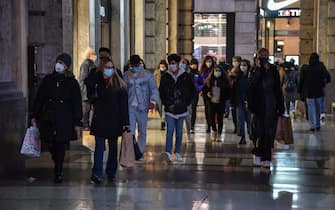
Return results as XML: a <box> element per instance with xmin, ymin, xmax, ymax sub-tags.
<box><xmin>160</xmin><ymin>121</ymin><xmax>165</xmax><ymax>130</ymax></box>
<box><xmin>54</xmin><ymin>162</ymin><xmax>64</xmax><ymax>183</ymax></box>
<box><xmin>239</xmin><ymin>136</ymin><xmax>246</xmax><ymax>145</ymax></box>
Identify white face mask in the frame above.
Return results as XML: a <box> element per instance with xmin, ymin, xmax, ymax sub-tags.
<box><xmin>160</xmin><ymin>67</ymin><xmax>166</xmax><ymax>71</ymax></box>
<box><xmin>169</xmin><ymin>64</ymin><xmax>178</xmax><ymax>73</ymax></box>
<box><xmin>206</xmin><ymin>62</ymin><xmax>212</xmax><ymax>68</ymax></box>
<box><xmin>179</xmin><ymin>63</ymin><xmax>187</xmax><ymax>70</ymax></box>
<box><xmin>232</xmin><ymin>62</ymin><xmax>240</xmax><ymax>68</ymax></box>
<box><xmin>55</xmin><ymin>63</ymin><xmax>65</xmax><ymax>73</ymax></box>
<box><xmin>240</xmin><ymin>66</ymin><xmax>248</xmax><ymax>73</ymax></box>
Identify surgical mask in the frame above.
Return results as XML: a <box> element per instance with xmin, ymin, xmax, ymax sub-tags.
<box><xmin>131</xmin><ymin>66</ymin><xmax>141</xmax><ymax>73</ymax></box>
<box><xmin>55</xmin><ymin>63</ymin><xmax>65</xmax><ymax>73</ymax></box>
<box><xmin>179</xmin><ymin>63</ymin><xmax>187</xmax><ymax>70</ymax></box>
<box><xmin>240</xmin><ymin>66</ymin><xmax>248</xmax><ymax>73</ymax></box>
<box><xmin>169</xmin><ymin>64</ymin><xmax>178</xmax><ymax>73</ymax></box>
<box><xmin>232</xmin><ymin>62</ymin><xmax>240</xmax><ymax>68</ymax></box>
<box><xmin>103</xmin><ymin>68</ymin><xmax>114</xmax><ymax>78</ymax></box>
<box><xmin>160</xmin><ymin>67</ymin><xmax>166</xmax><ymax>71</ymax></box>
<box><xmin>214</xmin><ymin>71</ymin><xmax>222</xmax><ymax>78</ymax></box>
<box><xmin>206</xmin><ymin>62</ymin><xmax>212</xmax><ymax>68</ymax></box>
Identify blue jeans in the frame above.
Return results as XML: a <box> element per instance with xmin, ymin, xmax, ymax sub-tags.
<box><xmin>236</xmin><ymin>102</ymin><xmax>251</xmax><ymax>137</ymax></box>
<box><xmin>307</xmin><ymin>97</ymin><xmax>323</xmax><ymax>129</ymax></box>
<box><xmin>165</xmin><ymin>115</ymin><xmax>185</xmax><ymax>154</ymax></box>
<box><xmin>320</xmin><ymin>97</ymin><xmax>325</xmax><ymax>113</ymax></box>
<box><xmin>129</xmin><ymin>106</ymin><xmax>148</xmax><ymax>153</ymax></box>
<box><xmin>92</xmin><ymin>136</ymin><xmax>118</xmax><ymax>178</ymax></box>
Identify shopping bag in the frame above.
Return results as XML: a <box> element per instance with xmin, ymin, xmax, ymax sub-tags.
<box><xmin>133</xmin><ymin>136</ymin><xmax>143</xmax><ymax>160</ymax></box>
<box><xmin>20</xmin><ymin>126</ymin><xmax>41</xmax><ymax>157</ymax></box>
<box><xmin>275</xmin><ymin>116</ymin><xmax>294</xmax><ymax>145</ymax></box>
<box><xmin>119</xmin><ymin>131</ymin><xmax>135</xmax><ymax>167</ymax></box>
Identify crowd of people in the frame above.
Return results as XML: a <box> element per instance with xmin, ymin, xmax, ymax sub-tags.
<box><xmin>31</xmin><ymin>47</ymin><xmax>331</xmax><ymax>184</ymax></box>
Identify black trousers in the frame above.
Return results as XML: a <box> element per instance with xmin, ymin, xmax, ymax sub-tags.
<box><xmin>231</xmin><ymin>106</ymin><xmax>237</xmax><ymax>131</ymax></box>
<box><xmin>191</xmin><ymin>93</ymin><xmax>199</xmax><ymax>129</ymax></box>
<box><xmin>203</xmin><ymin>95</ymin><xmax>211</xmax><ymax>130</ymax></box>
<box><xmin>49</xmin><ymin>141</ymin><xmax>67</xmax><ymax>176</ymax></box>
<box><xmin>210</xmin><ymin>102</ymin><xmax>224</xmax><ymax>134</ymax></box>
<box><xmin>82</xmin><ymin>101</ymin><xmax>92</xmax><ymax>128</ymax></box>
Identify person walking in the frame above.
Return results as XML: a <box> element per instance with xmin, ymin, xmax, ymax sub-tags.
<box><xmin>153</xmin><ymin>60</ymin><xmax>168</xmax><ymax>130</ymax></box>
<box><xmin>85</xmin><ymin>58</ymin><xmax>129</xmax><ymax>184</ymax></box>
<box><xmin>202</xmin><ymin>65</ymin><xmax>230</xmax><ymax>141</ymax></box>
<box><xmin>78</xmin><ymin>48</ymin><xmax>96</xmax><ymax>130</ymax></box>
<box><xmin>299</xmin><ymin>53</ymin><xmax>331</xmax><ymax>131</ymax></box>
<box><xmin>247</xmin><ymin>48</ymin><xmax>284</xmax><ymax>168</ymax></box>
<box><xmin>160</xmin><ymin>54</ymin><xmax>195</xmax><ymax>162</ymax></box>
<box><xmin>32</xmin><ymin>53</ymin><xmax>82</xmax><ymax>183</ymax></box>
<box><xmin>281</xmin><ymin>62</ymin><xmax>299</xmax><ymax>116</ymax></box>
<box><xmin>199</xmin><ymin>55</ymin><xmax>215</xmax><ymax>133</ymax></box>
<box><xmin>123</xmin><ymin>55</ymin><xmax>159</xmax><ymax>160</ymax></box>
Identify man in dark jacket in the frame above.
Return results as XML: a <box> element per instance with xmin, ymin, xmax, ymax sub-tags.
<box><xmin>299</xmin><ymin>52</ymin><xmax>331</xmax><ymax>131</ymax></box>
<box><xmin>159</xmin><ymin>54</ymin><xmax>195</xmax><ymax>162</ymax></box>
<box><xmin>78</xmin><ymin>48</ymin><xmax>96</xmax><ymax>130</ymax></box>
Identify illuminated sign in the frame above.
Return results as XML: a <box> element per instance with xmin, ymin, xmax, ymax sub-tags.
<box><xmin>267</xmin><ymin>0</ymin><xmax>300</xmax><ymax>11</ymax></box>
<box><xmin>262</xmin><ymin>8</ymin><xmax>301</xmax><ymax>18</ymax></box>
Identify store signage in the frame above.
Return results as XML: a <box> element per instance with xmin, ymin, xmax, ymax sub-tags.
<box><xmin>267</xmin><ymin>0</ymin><xmax>299</xmax><ymax>11</ymax></box>
<box><xmin>262</xmin><ymin>8</ymin><xmax>301</xmax><ymax>18</ymax></box>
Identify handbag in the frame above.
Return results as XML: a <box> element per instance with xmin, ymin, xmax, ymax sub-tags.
<box><xmin>133</xmin><ymin>136</ymin><xmax>143</xmax><ymax>160</ymax></box>
<box><xmin>275</xmin><ymin>116</ymin><xmax>294</xmax><ymax>145</ymax></box>
<box><xmin>119</xmin><ymin>131</ymin><xmax>135</xmax><ymax>167</ymax></box>
<box><xmin>20</xmin><ymin>125</ymin><xmax>41</xmax><ymax>157</ymax></box>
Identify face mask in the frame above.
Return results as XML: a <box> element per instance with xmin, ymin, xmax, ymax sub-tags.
<box><xmin>131</xmin><ymin>66</ymin><xmax>141</xmax><ymax>73</ymax></box>
<box><xmin>206</xmin><ymin>62</ymin><xmax>212</xmax><ymax>68</ymax></box>
<box><xmin>179</xmin><ymin>63</ymin><xmax>187</xmax><ymax>70</ymax></box>
<box><xmin>103</xmin><ymin>68</ymin><xmax>114</xmax><ymax>78</ymax></box>
<box><xmin>160</xmin><ymin>67</ymin><xmax>166</xmax><ymax>71</ymax></box>
<box><xmin>232</xmin><ymin>62</ymin><xmax>240</xmax><ymax>68</ymax></box>
<box><xmin>169</xmin><ymin>64</ymin><xmax>178</xmax><ymax>73</ymax></box>
<box><xmin>259</xmin><ymin>57</ymin><xmax>269</xmax><ymax>66</ymax></box>
<box><xmin>214</xmin><ymin>71</ymin><xmax>222</xmax><ymax>78</ymax></box>
<box><xmin>55</xmin><ymin>63</ymin><xmax>65</xmax><ymax>73</ymax></box>
<box><xmin>240</xmin><ymin>66</ymin><xmax>248</xmax><ymax>73</ymax></box>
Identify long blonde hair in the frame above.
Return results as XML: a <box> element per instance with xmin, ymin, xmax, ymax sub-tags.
<box><xmin>97</xmin><ymin>58</ymin><xmax>126</xmax><ymax>89</ymax></box>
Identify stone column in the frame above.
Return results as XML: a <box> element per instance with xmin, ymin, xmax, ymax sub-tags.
<box><xmin>300</xmin><ymin>0</ymin><xmax>315</xmax><ymax>65</ymax></box>
<box><xmin>134</xmin><ymin>0</ymin><xmax>145</xmax><ymax>58</ymax></box>
<box><xmin>326</xmin><ymin>0</ymin><xmax>335</xmax><ymax>110</ymax></box>
<box><xmin>177</xmin><ymin>0</ymin><xmax>193</xmax><ymax>60</ymax></box>
<box><xmin>167</xmin><ymin>0</ymin><xmax>178</xmax><ymax>54</ymax></box>
<box><xmin>62</xmin><ymin>0</ymin><xmax>73</xmax><ymax>61</ymax></box>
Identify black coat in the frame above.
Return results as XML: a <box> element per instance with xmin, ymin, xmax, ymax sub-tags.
<box><xmin>202</xmin><ymin>72</ymin><xmax>230</xmax><ymax>104</ymax></box>
<box><xmin>159</xmin><ymin>70</ymin><xmax>195</xmax><ymax>115</ymax></box>
<box><xmin>298</xmin><ymin>62</ymin><xmax>331</xmax><ymax>99</ymax></box>
<box><xmin>85</xmin><ymin>71</ymin><xmax>129</xmax><ymax>138</ymax></box>
<box><xmin>32</xmin><ymin>72</ymin><xmax>83</xmax><ymax>143</ymax></box>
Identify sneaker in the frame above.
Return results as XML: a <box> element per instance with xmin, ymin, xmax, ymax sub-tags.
<box><xmin>239</xmin><ymin>136</ymin><xmax>246</xmax><ymax>145</ymax></box>
<box><xmin>253</xmin><ymin>155</ymin><xmax>261</xmax><ymax>167</ymax></box>
<box><xmin>90</xmin><ymin>175</ymin><xmax>103</xmax><ymax>184</ymax></box>
<box><xmin>263</xmin><ymin>160</ymin><xmax>271</xmax><ymax>168</ymax></box>
<box><xmin>54</xmin><ymin>175</ymin><xmax>64</xmax><ymax>183</ymax></box>
<box><xmin>320</xmin><ymin>113</ymin><xmax>326</xmax><ymax>121</ymax></box>
<box><xmin>160</xmin><ymin>121</ymin><xmax>165</xmax><ymax>130</ymax></box>
<box><xmin>190</xmin><ymin>129</ymin><xmax>195</xmax><ymax>134</ymax></box>
<box><xmin>174</xmin><ymin>153</ymin><xmax>183</xmax><ymax>162</ymax></box>
<box><xmin>137</xmin><ymin>157</ymin><xmax>145</xmax><ymax>161</ymax></box>
<box><xmin>161</xmin><ymin>152</ymin><xmax>172</xmax><ymax>162</ymax></box>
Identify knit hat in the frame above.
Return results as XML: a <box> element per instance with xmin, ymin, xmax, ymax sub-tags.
<box><xmin>56</xmin><ymin>53</ymin><xmax>72</xmax><ymax>68</ymax></box>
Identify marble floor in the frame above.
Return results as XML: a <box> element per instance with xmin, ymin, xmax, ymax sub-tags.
<box><xmin>1</xmin><ymin>111</ymin><xmax>335</xmax><ymax>210</ymax></box>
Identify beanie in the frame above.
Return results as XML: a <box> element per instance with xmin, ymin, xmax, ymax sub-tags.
<box><xmin>56</xmin><ymin>53</ymin><xmax>72</xmax><ymax>68</ymax></box>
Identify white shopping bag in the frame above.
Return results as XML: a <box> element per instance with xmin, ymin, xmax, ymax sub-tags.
<box><xmin>20</xmin><ymin>126</ymin><xmax>41</xmax><ymax>157</ymax></box>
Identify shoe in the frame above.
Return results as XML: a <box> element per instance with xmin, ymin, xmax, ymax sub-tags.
<box><xmin>224</xmin><ymin>113</ymin><xmax>229</xmax><ymax>118</ymax></box>
<box><xmin>320</xmin><ymin>113</ymin><xmax>326</xmax><ymax>121</ymax></box>
<box><xmin>262</xmin><ymin>160</ymin><xmax>271</xmax><ymax>168</ymax></box>
<box><xmin>107</xmin><ymin>175</ymin><xmax>115</xmax><ymax>182</ymax></box>
<box><xmin>160</xmin><ymin>122</ymin><xmax>165</xmax><ymax>130</ymax></box>
<box><xmin>239</xmin><ymin>136</ymin><xmax>246</xmax><ymax>145</ymax></box>
<box><xmin>309</xmin><ymin>128</ymin><xmax>316</xmax><ymax>132</ymax></box>
<box><xmin>216</xmin><ymin>133</ymin><xmax>222</xmax><ymax>142</ymax></box>
<box><xmin>316</xmin><ymin>126</ymin><xmax>320</xmax><ymax>131</ymax></box>
<box><xmin>190</xmin><ymin>129</ymin><xmax>195</xmax><ymax>134</ymax></box>
<box><xmin>161</xmin><ymin>152</ymin><xmax>172</xmax><ymax>162</ymax></box>
<box><xmin>137</xmin><ymin>156</ymin><xmax>144</xmax><ymax>161</ymax></box>
<box><xmin>174</xmin><ymin>153</ymin><xmax>183</xmax><ymax>162</ymax></box>
<box><xmin>211</xmin><ymin>132</ymin><xmax>217</xmax><ymax>141</ymax></box>
<box><xmin>90</xmin><ymin>175</ymin><xmax>103</xmax><ymax>184</ymax></box>
<box><xmin>253</xmin><ymin>155</ymin><xmax>261</xmax><ymax>167</ymax></box>
<box><xmin>54</xmin><ymin>175</ymin><xmax>63</xmax><ymax>183</ymax></box>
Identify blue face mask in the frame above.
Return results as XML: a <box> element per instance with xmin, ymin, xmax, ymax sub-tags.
<box><xmin>103</xmin><ymin>68</ymin><xmax>114</xmax><ymax>78</ymax></box>
<box><xmin>214</xmin><ymin>71</ymin><xmax>222</xmax><ymax>78</ymax></box>
<box><xmin>131</xmin><ymin>66</ymin><xmax>141</xmax><ymax>73</ymax></box>
<box><xmin>179</xmin><ymin>63</ymin><xmax>187</xmax><ymax>70</ymax></box>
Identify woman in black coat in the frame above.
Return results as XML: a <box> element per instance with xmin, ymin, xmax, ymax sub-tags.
<box><xmin>32</xmin><ymin>53</ymin><xmax>82</xmax><ymax>183</ymax></box>
<box><xmin>202</xmin><ymin>65</ymin><xmax>230</xmax><ymax>141</ymax></box>
<box><xmin>248</xmin><ymin>48</ymin><xmax>284</xmax><ymax>168</ymax></box>
<box><xmin>85</xmin><ymin>58</ymin><xmax>129</xmax><ymax>184</ymax></box>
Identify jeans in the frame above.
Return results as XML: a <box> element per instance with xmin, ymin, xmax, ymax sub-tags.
<box><xmin>185</xmin><ymin>105</ymin><xmax>192</xmax><ymax>135</ymax></box>
<box><xmin>236</xmin><ymin>102</ymin><xmax>251</xmax><ymax>137</ymax></box>
<box><xmin>92</xmin><ymin>136</ymin><xmax>118</xmax><ymax>178</ymax></box>
<box><xmin>129</xmin><ymin>106</ymin><xmax>148</xmax><ymax>153</ymax></box>
<box><xmin>307</xmin><ymin>97</ymin><xmax>323</xmax><ymax>129</ymax></box>
<box><xmin>320</xmin><ymin>97</ymin><xmax>325</xmax><ymax>113</ymax></box>
<box><xmin>225</xmin><ymin>99</ymin><xmax>230</xmax><ymax>115</ymax></box>
<box><xmin>165</xmin><ymin>115</ymin><xmax>185</xmax><ymax>154</ymax></box>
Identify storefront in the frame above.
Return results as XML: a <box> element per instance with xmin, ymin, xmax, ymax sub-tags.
<box><xmin>258</xmin><ymin>0</ymin><xmax>301</xmax><ymax>64</ymax></box>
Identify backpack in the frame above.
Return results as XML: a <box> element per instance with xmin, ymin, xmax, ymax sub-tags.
<box><xmin>284</xmin><ymin>74</ymin><xmax>296</xmax><ymax>92</ymax></box>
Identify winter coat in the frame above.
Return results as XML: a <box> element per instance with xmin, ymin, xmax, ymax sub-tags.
<box><xmin>32</xmin><ymin>71</ymin><xmax>83</xmax><ymax>143</ymax></box>
<box><xmin>190</xmin><ymin>68</ymin><xmax>204</xmax><ymax>92</ymax></box>
<box><xmin>230</xmin><ymin>73</ymin><xmax>249</xmax><ymax>107</ymax></box>
<box><xmin>78</xmin><ymin>59</ymin><xmax>96</xmax><ymax>101</ymax></box>
<box><xmin>299</xmin><ymin>62</ymin><xmax>331</xmax><ymax>99</ymax></box>
<box><xmin>281</xmin><ymin>70</ymin><xmax>298</xmax><ymax>102</ymax></box>
<box><xmin>124</xmin><ymin>69</ymin><xmax>159</xmax><ymax>112</ymax></box>
<box><xmin>159</xmin><ymin>69</ymin><xmax>196</xmax><ymax>118</ymax></box>
<box><xmin>202</xmin><ymin>72</ymin><xmax>230</xmax><ymax>104</ymax></box>
<box><xmin>85</xmin><ymin>71</ymin><xmax>129</xmax><ymax>138</ymax></box>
